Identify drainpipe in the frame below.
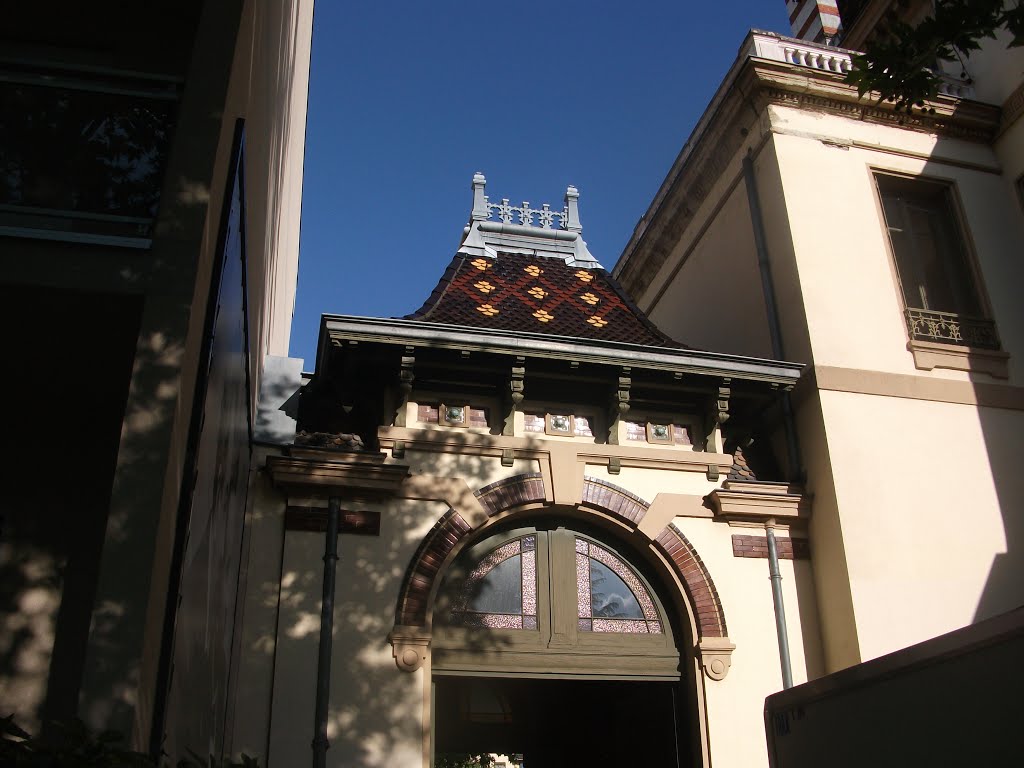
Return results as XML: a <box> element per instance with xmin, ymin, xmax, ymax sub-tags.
<box><xmin>742</xmin><ymin>151</ymin><xmax>799</xmax><ymax>688</ymax></box>
<box><xmin>312</xmin><ymin>497</ymin><xmax>341</xmax><ymax>768</ymax></box>
<box><xmin>765</xmin><ymin>519</ymin><xmax>794</xmax><ymax>689</ymax></box>
<box><xmin>741</xmin><ymin>151</ymin><xmax>802</xmax><ymax>483</ymax></box>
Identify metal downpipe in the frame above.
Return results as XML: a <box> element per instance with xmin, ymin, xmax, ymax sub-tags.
<box><xmin>312</xmin><ymin>498</ymin><xmax>341</xmax><ymax>768</ymax></box>
<box><xmin>766</xmin><ymin>520</ymin><xmax>794</xmax><ymax>689</ymax></box>
<box><xmin>743</xmin><ymin>151</ymin><xmax>798</xmax><ymax>688</ymax></box>
<box><xmin>741</xmin><ymin>151</ymin><xmax>802</xmax><ymax>483</ymax></box>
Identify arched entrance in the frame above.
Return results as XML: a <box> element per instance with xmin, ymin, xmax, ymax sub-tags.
<box><xmin>429</xmin><ymin>520</ymin><xmax>695</xmax><ymax>768</ymax></box>
<box><xmin>389</xmin><ymin>474</ymin><xmax>735</xmax><ymax>768</ymax></box>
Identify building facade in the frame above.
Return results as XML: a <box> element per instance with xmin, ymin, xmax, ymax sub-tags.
<box><xmin>237</xmin><ymin>175</ymin><xmax>821</xmax><ymax>767</ymax></box>
<box><xmin>0</xmin><ymin>1</ymin><xmax>313</xmax><ymax>760</ymax></box>
<box><xmin>614</xmin><ymin>0</ymin><xmax>1024</xmax><ymax>675</ymax></box>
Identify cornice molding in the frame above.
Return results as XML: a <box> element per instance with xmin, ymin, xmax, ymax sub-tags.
<box><xmin>266</xmin><ymin>449</ymin><xmax>410</xmax><ymax>497</ymax></box>
<box><xmin>615</xmin><ymin>44</ymin><xmax>1002</xmax><ymax>299</ymax></box>
<box><xmin>706</xmin><ymin>480</ymin><xmax>811</xmax><ymax>523</ymax></box>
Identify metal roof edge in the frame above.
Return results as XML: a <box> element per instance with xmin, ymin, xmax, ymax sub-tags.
<box><xmin>320</xmin><ymin>314</ymin><xmax>804</xmax><ymax>383</ymax></box>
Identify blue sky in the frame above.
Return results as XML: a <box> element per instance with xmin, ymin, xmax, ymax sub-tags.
<box><xmin>290</xmin><ymin>1</ymin><xmax>791</xmax><ymax>366</ymax></box>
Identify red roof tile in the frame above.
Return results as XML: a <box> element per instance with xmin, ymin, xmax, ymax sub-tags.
<box><xmin>405</xmin><ymin>251</ymin><xmax>683</xmax><ymax>347</ymax></box>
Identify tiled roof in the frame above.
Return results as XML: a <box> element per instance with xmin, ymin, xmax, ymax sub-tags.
<box><xmin>405</xmin><ymin>251</ymin><xmax>682</xmax><ymax>347</ymax></box>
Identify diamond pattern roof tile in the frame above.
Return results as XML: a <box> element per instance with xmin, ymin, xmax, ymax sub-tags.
<box><xmin>405</xmin><ymin>251</ymin><xmax>684</xmax><ymax>348</ymax></box>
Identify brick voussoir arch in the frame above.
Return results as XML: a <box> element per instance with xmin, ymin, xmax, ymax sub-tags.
<box><xmin>395</xmin><ymin>508</ymin><xmax>472</xmax><ymax>628</ymax></box>
<box><xmin>395</xmin><ymin>473</ymin><xmax>728</xmax><ymax>645</ymax></box>
<box><xmin>580</xmin><ymin>476</ymin><xmax>649</xmax><ymax>525</ymax></box>
<box><xmin>654</xmin><ymin>523</ymin><xmax>728</xmax><ymax>638</ymax></box>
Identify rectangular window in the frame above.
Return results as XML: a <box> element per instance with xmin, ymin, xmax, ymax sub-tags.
<box><xmin>875</xmin><ymin>173</ymin><xmax>999</xmax><ymax>349</ymax></box>
<box><xmin>0</xmin><ymin>62</ymin><xmax>180</xmax><ymax>247</ymax></box>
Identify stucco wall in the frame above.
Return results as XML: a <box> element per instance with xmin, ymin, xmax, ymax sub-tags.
<box><xmin>816</xmin><ymin>390</ymin><xmax>1024</xmax><ymax>662</ymax></box>
<box><xmin>645</xmin><ymin>181</ymin><xmax>774</xmax><ymax>357</ymax></box>
<box><xmin>769</xmin><ymin>105</ymin><xmax>1024</xmax><ymax>383</ymax></box>
<box><xmin>252</xmin><ymin>441</ymin><xmax>821</xmax><ymax>767</ymax></box>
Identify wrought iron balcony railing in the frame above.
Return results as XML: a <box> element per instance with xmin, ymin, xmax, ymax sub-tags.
<box><xmin>905</xmin><ymin>308</ymin><xmax>1000</xmax><ymax>349</ymax></box>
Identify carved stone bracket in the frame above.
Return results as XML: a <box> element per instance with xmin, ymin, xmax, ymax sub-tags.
<box><xmin>698</xmin><ymin>637</ymin><xmax>736</xmax><ymax>681</ymax></box>
<box><xmin>607</xmin><ymin>368</ymin><xmax>631</xmax><ymax>445</ymax></box>
<box><xmin>704</xmin><ymin>377</ymin><xmax>731</xmax><ymax>451</ymax></box>
<box><xmin>389</xmin><ymin>627</ymin><xmax>432</xmax><ymax>672</ymax></box>
<box><xmin>504</xmin><ymin>357</ymin><xmax>526</xmax><ymax>436</ymax></box>
<box><xmin>394</xmin><ymin>346</ymin><xmax>415</xmax><ymax>427</ymax></box>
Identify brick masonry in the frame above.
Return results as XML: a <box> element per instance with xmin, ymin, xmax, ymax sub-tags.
<box><xmin>579</xmin><ymin>476</ymin><xmax>648</xmax><ymax>525</ymax></box>
<box><xmin>395</xmin><ymin>508</ymin><xmax>472</xmax><ymax>626</ymax></box>
<box><xmin>732</xmin><ymin>534</ymin><xmax>810</xmax><ymax>560</ymax></box>
<box><xmin>474</xmin><ymin>472</ymin><xmax>547</xmax><ymax>516</ymax></box>
<box><xmin>654</xmin><ymin>524</ymin><xmax>728</xmax><ymax>638</ymax></box>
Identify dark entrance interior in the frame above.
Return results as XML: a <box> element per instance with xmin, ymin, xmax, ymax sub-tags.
<box><xmin>435</xmin><ymin>676</ymin><xmax>687</xmax><ymax>768</ymax></box>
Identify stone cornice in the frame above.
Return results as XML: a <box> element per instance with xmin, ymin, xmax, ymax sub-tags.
<box><xmin>266</xmin><ymin>449</ymin><xmax>410</xmax><ymax>497</ymax></box>
<box><xmin>705</xmin><ymin>480</ymin><xmax>811</xmax><ymax>523</ymax></box>
<box><xmin>614</xmin><ymin>33</ymin><xmax>1002</xmax><ymax>299</ymax></box>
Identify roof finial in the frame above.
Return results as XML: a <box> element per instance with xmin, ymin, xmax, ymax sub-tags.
<box><xmin>565</xmin><ymin>185</ymin><xmax>582</xmax><ymax>233</ymax></box>
<box><xmin>471</xmin><ymin>172</ymin><xmax>488</xmax><ymax>221</ymax></box>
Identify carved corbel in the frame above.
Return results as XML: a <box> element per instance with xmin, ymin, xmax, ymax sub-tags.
<box><xmin>607</xmin><ymin>368</ymin><xmax>631</xmax><ymax>445</ymax></box>
<box><xmin>504</xmin><ymin>357</ymin><xmax>526</xmax><ymax>436</ymax></box>
<box><xmin>389</xmin><ymin>627</ymin><xmax>431</xmax><ymax>672</ymax></box>
<box><xmin>703</xmin><ymin>378</ymin><xmax>731</xmax><ymax>452</ymax></box>
<box><xmin>698</xmin><ymin>637</ymin><xmax>736</xmax><ymax>681</ymax></box>
<box><xmin>394</xmin><ymin>347</ymin><xmax>415</xmax><ymax>427</ymax></box>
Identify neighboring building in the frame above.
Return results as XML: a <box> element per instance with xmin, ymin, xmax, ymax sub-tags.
<box><xmin>237</xmin><ymin>174</ymin><xmax>820</xmax><ymax>767</ymax></box>
<box><xmin>614</xmin><ymin>0</ymin><xmax>1024</xmax><ymax>685</ymax></box>
<box><xmin>0</xmin><ymin>0</ymin><xmax>313</xmax><ymax>761</ymax></box>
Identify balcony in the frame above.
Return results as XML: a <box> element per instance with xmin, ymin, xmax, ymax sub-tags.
<box><xmin>905</xmin><ymin>308</ymin><xmax>1000</xmax><ymax>350</ymax></box>
<box><xmin>744</xmin><ymin>31</ymin><xmax>976</xmax><ymax>100</ymax></box>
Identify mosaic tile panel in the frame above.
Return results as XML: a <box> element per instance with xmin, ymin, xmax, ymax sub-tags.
<box><xmin>576</xmin><ymin>553</ymin><xmax>591</xmax><ymax>619</ymax></box>
<box><xmin>522</xmin><ymin>550</ymin><xmax>537</xmax><ymax>615</ymax></box>
<box><xmin>592</xmin><ymin>619</ymin><xmax>650</xmax><ymax>633</ymax></box>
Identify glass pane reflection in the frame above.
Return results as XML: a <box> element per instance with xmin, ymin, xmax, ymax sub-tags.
<box><xmin>589</xmin><ymin>560</ymin><xmax>644</xmax><ymax>619</ymax></box>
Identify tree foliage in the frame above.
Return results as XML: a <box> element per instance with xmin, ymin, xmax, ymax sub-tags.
<box><xmin>845</xmin><ymin>0</ymin><xmax>1024</xmax><ymax>111</ymax></box>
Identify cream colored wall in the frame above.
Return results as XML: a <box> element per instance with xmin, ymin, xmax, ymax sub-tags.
<box><xmin>251</xmin><ymin>436</ymin><xmax>823</xmax><ymax>767</ymax></box>
<box><xmin>679</xmin><ymin>516</ymin><xmax>821</xmax><ymax>768</ymax></box>
<box><xmin>949</xmin><ymin>28</ymin><xmax>1024</xmax><ymax>107</ymax></box>
<box><xmin>645</xmin><ymin>181</ymin><xmax>774</xmax><ymax>357</ymax></box>
<box><xmin>793</xmin><ymin>390</ymin><xmax>861</xmax><ymax>671</ymax></box>
<box><xmin>227</xmin><ymin>467</ymin><xmax>287</xmax><ymax>758</ymax></box>
<box><xmin>243</xmin><ymin>0</ymin><xmax>313</xmax><ymax>362</ymax></box>
<box><xmin>269</xmin><ymin>498</ymin><xmax>449</xmax><ymax>768</ymax></box>
<box><xmin>769</xmin><ymin>105</ymin><xmax>1024</xmax><ymax>383</ymax></box>
<box><xmin>995</xmin><ymin>113</ymin><xmax>1024</xmax><ymax>191</ymax></box>
<box><xmin>817</xmin><ymin>389</ymin><xmax>1024</xmax><ymax>662</ymax></box>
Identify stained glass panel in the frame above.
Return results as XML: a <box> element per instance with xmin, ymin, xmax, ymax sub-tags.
<box><xmin>469</xmin><ymin>556</ymin><xmax>522</xmax><ymax>614</ymax></box>
<box><xmin>575</xmin><ymin>537</ymin><xmax>663</xmax><ymax>634</ymax></box>
<box><xmin>449</xmin><ymin>535</ymin><xmax>538</xmax><ymax>630</ymax></box>
<box><xmin>589</xmin><ymin>560</ymin><xmax>643</xmax><ymax>619</ymax></box>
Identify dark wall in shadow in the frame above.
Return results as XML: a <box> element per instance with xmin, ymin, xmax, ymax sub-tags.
<box><xmin>0</xmin><ymin>284</ymin><xmax>141</xmax><ymax>732</ymax></box>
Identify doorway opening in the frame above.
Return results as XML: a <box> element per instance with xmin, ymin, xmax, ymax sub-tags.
<box><xmin>434</xmin><ymin>675</ymin><xmax>687</xmax><ymax>768</ymax></box>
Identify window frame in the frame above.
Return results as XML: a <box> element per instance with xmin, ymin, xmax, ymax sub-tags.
<box><xmin>871</xmin><ymin>168</ymin><xmax>1008</xmax><ymax>377</ymax></box>
<box><xmin>432</xmin><ymin>524</ymin><xmax>681</xmax><ymax>680</ymax></box>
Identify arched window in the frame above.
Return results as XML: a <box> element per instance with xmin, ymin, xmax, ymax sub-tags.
<box><xmin>434</xmin><ymin>525</ymin><xmax>679</xmax><ymax>679</ymax></box>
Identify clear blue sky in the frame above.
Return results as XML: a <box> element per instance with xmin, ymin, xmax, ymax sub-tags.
<box><xmin>290</xmin><ymin>1</ymin><xmax>790</xmax><ymax>367</ymax></box>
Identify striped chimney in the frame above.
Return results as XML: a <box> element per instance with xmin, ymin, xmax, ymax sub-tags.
<box><xmin>785</xmin><ymin>0</ymin><xmax>842</xmax><ymax>44</ymax></box>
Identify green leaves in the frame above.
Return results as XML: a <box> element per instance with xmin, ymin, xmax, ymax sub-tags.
<box><xmin>844</xmin><ymin>0</ymin><xmax>1022</xmax><ymax>112</ymax></box>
